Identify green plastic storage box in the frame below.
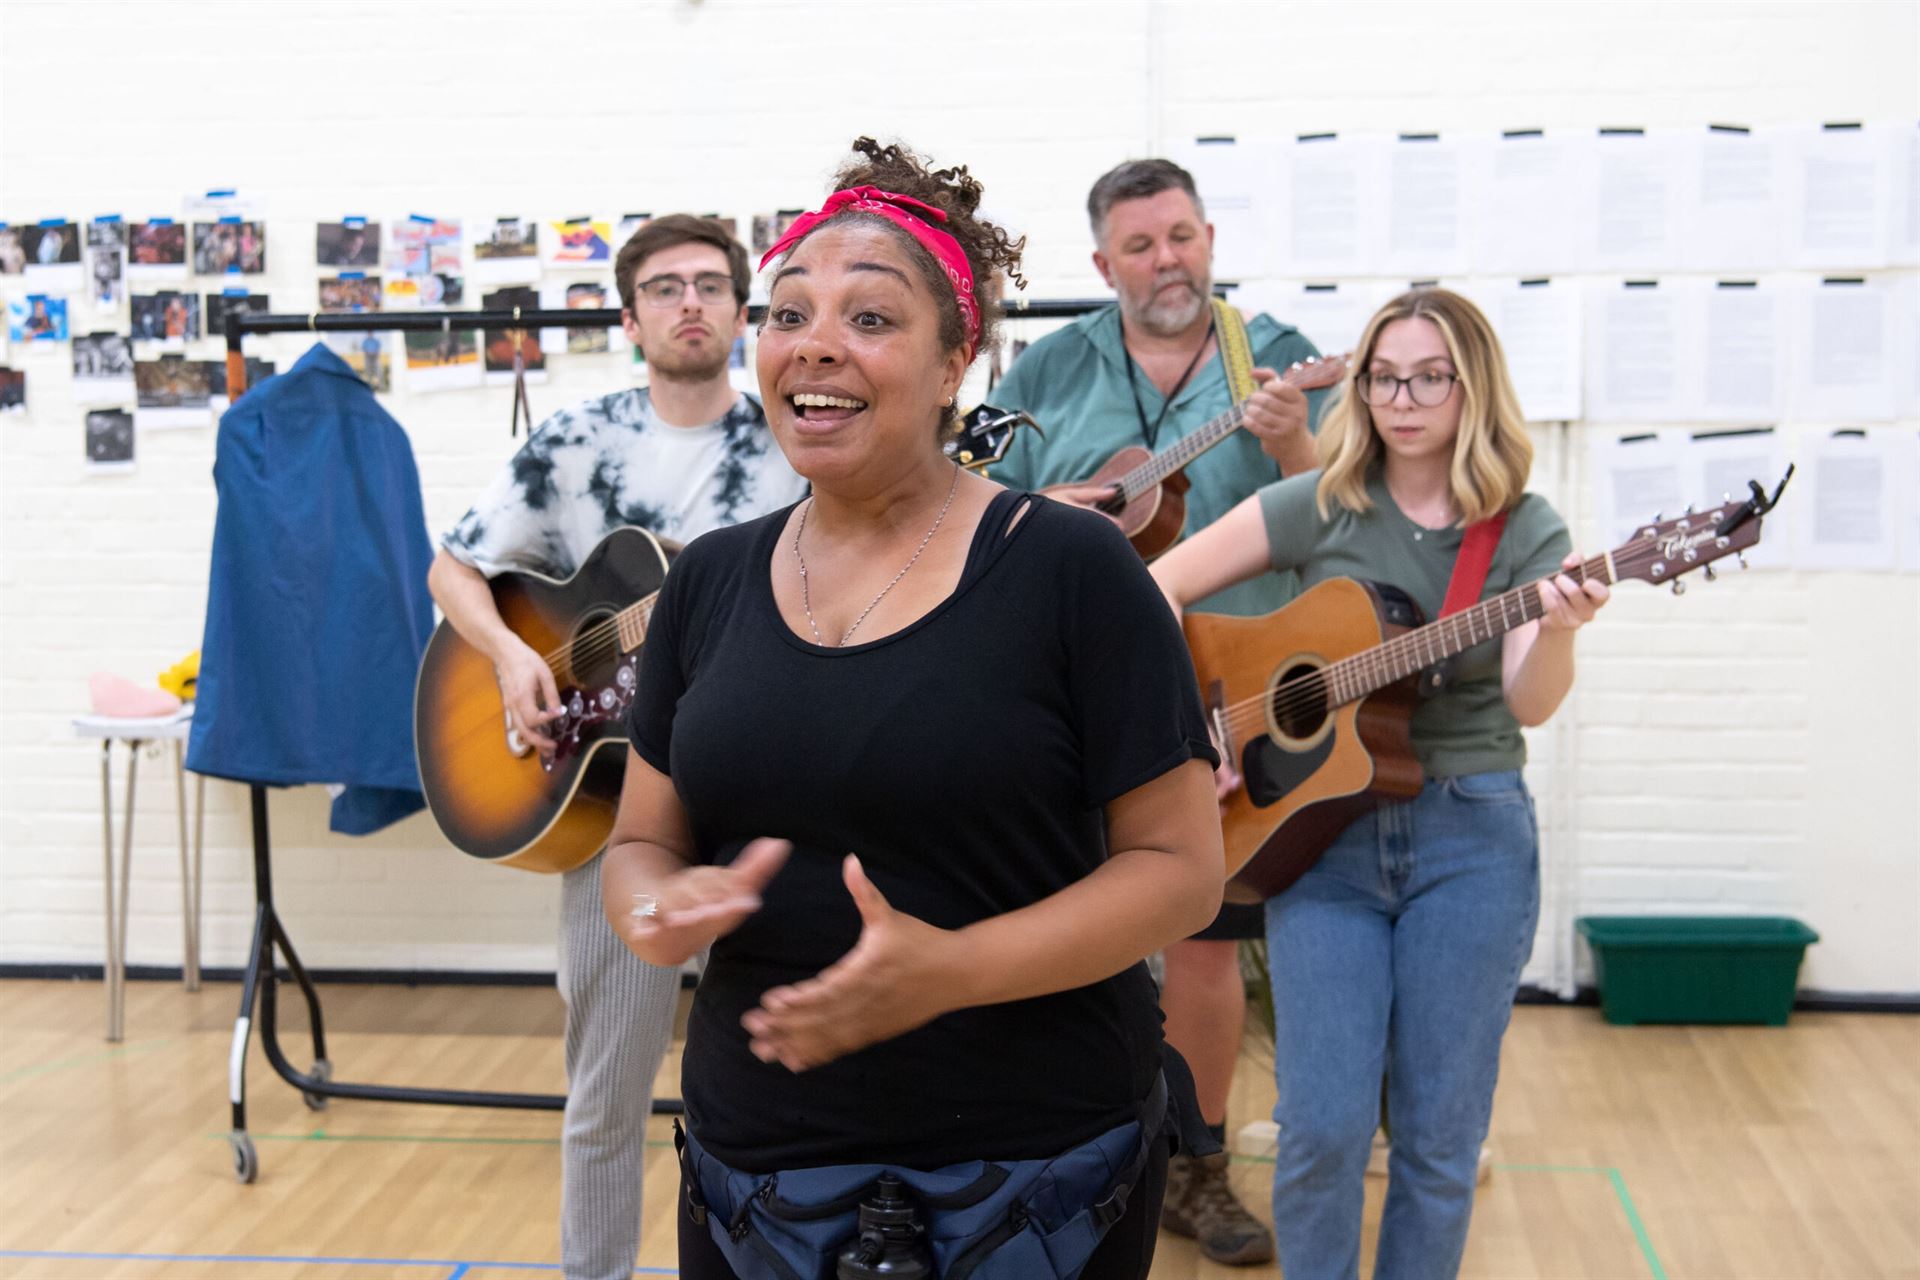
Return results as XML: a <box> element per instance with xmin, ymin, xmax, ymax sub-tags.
<box><xmin>1575</xmin><ymin>916</ymin><xmax>1820</xmax><ymax>1026</ymax></box>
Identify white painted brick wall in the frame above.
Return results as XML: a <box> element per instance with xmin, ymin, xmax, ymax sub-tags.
<box><xmin>1</xmin><ymin>0</ymin><xmax>1915</xmax><ymax>994</ymax></box>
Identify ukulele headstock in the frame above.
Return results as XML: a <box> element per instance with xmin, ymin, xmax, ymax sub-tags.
<box><xmin>1283</xmin><ymin>352</ymin><xmax>1350</xmax><ymax>392</ymax></box>
<box><xmin>947</xmin><ymin>404</ymin><xmax>1043</xmax><ymax>473</ymax></box>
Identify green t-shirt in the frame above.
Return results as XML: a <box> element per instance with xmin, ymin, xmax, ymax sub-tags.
<box><xmin>988</xmin><ymin>305</ymin><xmax>1329</xmax><ymax>616</ymax></box>
<box><xmin>1257</xmin><ymin>470</ymin><xmax>1572</xmax><ymax>778</ymax></box>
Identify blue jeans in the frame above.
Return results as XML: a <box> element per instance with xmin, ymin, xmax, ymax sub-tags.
<box><xmin>1263</xmin><ymin>771</ymin><xmax>1540</xmax><ymax>1280</ymax></box>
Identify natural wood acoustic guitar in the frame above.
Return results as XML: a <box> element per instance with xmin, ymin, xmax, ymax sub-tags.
<box><xmin>1184</xmin><ymin>479</ymin><xmax>1788</xmax><ymax>898</ymax></box>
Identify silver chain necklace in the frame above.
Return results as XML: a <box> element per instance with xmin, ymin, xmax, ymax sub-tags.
<box><xmin>792</xmin><ymin>462</ymin><xmax>962</xmax><ymax>647</ymax></box>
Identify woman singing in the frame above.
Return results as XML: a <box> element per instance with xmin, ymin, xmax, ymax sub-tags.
<box><xmin>602</xmin><ymin>138</ymin><xmax>1226</xmax><ymax>1280</ymax></box>
<box><xmin>1152</xmin><ymin>288</ymin><xmax>1609</xmax><ymax>1279</ymax></box>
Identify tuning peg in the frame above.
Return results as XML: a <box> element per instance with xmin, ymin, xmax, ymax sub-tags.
<box><xmin>1671</xmin><ymin>579</ymin><xmax>1687</xmax><ymax>596</ymax></box>
<box><xmin>1722</xmin><ymin>492</ymin><xmax>1732</xmax><ymax>503</ymax></box>
<box><xmin>1738</xmin><ymin>553</ymin><xmax>1750</xmax><ymax>570</ymax></box>
<box><xmin>1703</xmin><ymin>564</ymin><xmax>1717</xmax><ymax>582</ymax></box>
<box><xmin>1684</xmin><ymin>504</ymin><xmax>1695</xmax><ymax>515</ymax></box>
<box><xmin>1651</xmin><ymin>512</ymin><xmax>1662</xmax><ymax>521</ymax></box>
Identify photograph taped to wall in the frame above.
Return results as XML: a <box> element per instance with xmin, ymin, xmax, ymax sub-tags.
<box><xmin>316</xmin><ymin>220</ymin><xmax>380</xmax><ymax>268</ymax></box>
<box><xmin>207</xmin><ymin>356</ymin><xmax>276</xmax><ymax>409</ymax></box>
<box><xmin>0</xmin><ymin>227</ymin><xmax>24</xmax><ymax>274</ymax></box>
<box><xmin>85</xmin><ymin>409</ymin><xmax>135</xmax><ymax>472</ymax></box>
<box><xmin>134</xmin><ymin>353</ymin><xmax>211</xmax><ymax>408</ymax></box>
<box><xmin>133</xmin><ymin>353</ymin><xmax>212</xmax><ymax>429</ymax></box>
<box><xmin>87</xmin><ymin>219</ymin><xmax>126</xmax><ymax>307</ymax></box>
<box><xmin>193</xmin><ymin>220</ymin><xmax>266</xmax><ymax>275</ymax></box>
<box><xmin>542</xmin><ymin>218</ymin><xmax>612</xmax><ymax>269</ymax></box>
<box><xmin>319</xmin><ymin>275</ymin><xmax>382</xmax><ymax>313</ymax></box>
<box><xmin>403</xmin><ymin>329</ymin><xmax>481</xmax><ymax>393</ymax></box>
<box><xmin>127</xmin><ymin>221</ymin><xmax>188</xmax><ymax>278</ymax></box>
<box><xmin>613</xmin><ymin>213</ymin><xmax>652</xmax><ymax>250</ymax></box>
<box><xmin>383</xmin><ymin>274</ymin><xmax>464</xmax><ymax>310</ymax></box>
<box><xmin>480</xmin><ymin>285</ymin><xmax>545</xmax><ymax>384</ymax></box>
<box><xmin>472</xmin><ymin>217</ymin><xmax>540</xmax><ymax>283</ymax></box>
<box><xmin>7</xmin><ymin>295</ymin><xmax>69</xmax><ymax>343</ymax></box>
<box><xmin>750</xmin><ymin>211</ymin><xmax>804</xmax><ymax>257</ymax></box>
<box><xmin>387</xmin><ymin>217</ymin><xmax>461</xmax><ymax>275</ymax></box>
<box><xmin>204</xmin><ymin>291</ymin><xmax>269</xmax><ymax>340</ymax></box>
<box><xmin>565</xmin><ymin>280</ymin><xmax>613</xmax><ymax>352</ymax></box>
<box><xmin>130</xmin><ymin>291</ymin><xmax>200</xmax><ymax>343</ymax></box>
<box><xmin>538</xmin><ymin>279</ymin><xmax>613</xmax><ymax>354</ymax></box>
<box><xmin>323</xmin><ymin>331</ymin><xmax>391</xmax><ymax>393</ymax></box>
<box><xmin>22</xmin><ymin>221</ymin><xmax>80</xmax><ymax>263</ymax></box>
<box><xmin>72</xmin><ymin>332</ymin><xmax>135</xmax><ymax>404</ymax></box>
<box><xmin>22</xmin><ymin>220</ymin><xmax>82</xmax><ymax>292</ymax></box>
<box><xmin>0</xmin><ymin>367</ymin><xmax>23</xmax><ymax>413</ymax></box>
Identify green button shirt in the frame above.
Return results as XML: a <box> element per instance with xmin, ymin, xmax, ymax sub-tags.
<box><xmin>987</xmin><ymin>305</ymin><xmax>1329</xmax><ymax>616</ymax></box>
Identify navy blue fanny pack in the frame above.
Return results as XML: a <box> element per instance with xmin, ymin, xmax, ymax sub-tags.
<box><xmin>676</xmin><ymin>1070</ymin><xmax>1185</xmax><ymax>1280</ymax></box>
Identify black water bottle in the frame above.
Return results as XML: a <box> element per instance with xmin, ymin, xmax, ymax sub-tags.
<box><xmin>835</xmin><ymin>1174</ymin><xmax>934</xmax><ymax>1279</ymax></box>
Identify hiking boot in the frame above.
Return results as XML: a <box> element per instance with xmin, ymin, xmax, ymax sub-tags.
<box><xmin>1159</xmin><ymin>1150</ymin><xmax>1275</xmax><ymax>1265</ymax></box>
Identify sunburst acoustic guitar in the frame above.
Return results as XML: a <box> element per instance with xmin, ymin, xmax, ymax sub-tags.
<box><xmin>1184</xmin><ymin>475</ymin><xmax>1791</xmax><ymax>899</ymax></box>
<box><xmin>414</xmin><ymin>406</ymin><xmax>1037</xmax><ymax>872</ymax></box>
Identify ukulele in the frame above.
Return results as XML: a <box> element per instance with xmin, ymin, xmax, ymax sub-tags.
<box><xmin>1183</xmin><ymin>475</ymin><xmax>1791</xmax><ymax>899</ymax></box>
<box><xmin>1041</xmin><ymin>353</ymin><xmax>1349</xmax><ymax>560</ymax></box>
<box><xmin>414</xmin><ymin>405</ymin><xmax>1039</xmax><ymax>871</ymax></box>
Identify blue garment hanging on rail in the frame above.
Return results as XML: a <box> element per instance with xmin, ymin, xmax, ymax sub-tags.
<box><xmin>187</xmin><ymin>342</ymin><xmax>434</xmax><ymax>835</ymax></box>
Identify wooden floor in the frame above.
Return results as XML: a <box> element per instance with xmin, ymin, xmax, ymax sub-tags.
<box><xmin>2</xmin><ymin>978</ymin><xmax>1916</xmax><ymax>1279</ymax></box>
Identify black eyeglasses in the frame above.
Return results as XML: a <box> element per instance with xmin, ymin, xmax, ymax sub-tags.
<box><xmin>635</xmin><ymin>273</ymin><xmax>735</xmax><ymax>308</ymax></box>
<box><xmin>1358</xmin><ymin>370</ymin><xmax>1459</xmax><ymax>408</ymax></box>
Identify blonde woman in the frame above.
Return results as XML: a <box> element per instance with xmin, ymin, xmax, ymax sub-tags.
<box><xmin>1151</xmin><ymin>288</ymin><xmax>1608</xmax><ymax>1279</ymax></box>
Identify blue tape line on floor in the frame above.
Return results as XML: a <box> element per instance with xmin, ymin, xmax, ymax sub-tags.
<box><xmin>0</xmin><ymin>1250</ymin><xmax>676</xmax><ymax>1276</ymax></box>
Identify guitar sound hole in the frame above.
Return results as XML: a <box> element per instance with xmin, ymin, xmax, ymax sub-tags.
<box><xmin>1269</xmin><ymin>662</ymin><xmax>1328</xmax><ymax>741</ymax></box>
<box><xmin>568</xmin><ymin>609</ymin><xmax>620</xmax><ymax>688</ymax></box>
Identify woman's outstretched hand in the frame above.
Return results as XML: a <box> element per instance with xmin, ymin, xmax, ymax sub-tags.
<box><xmin>617</xmin><ymin>837</ymin><xmax>791</xmax><ymax>968</ymax></box>
<box><xmin>740</xmin><ymin>854</ymin><xmax>958</xmax><ymax>1072</ymax></box>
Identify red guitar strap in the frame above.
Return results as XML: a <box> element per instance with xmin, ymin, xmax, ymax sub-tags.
<box><xmin>1440</xmin><ymin>511</ymin><xmax>1509</xmax><ymax>618</ymax></box>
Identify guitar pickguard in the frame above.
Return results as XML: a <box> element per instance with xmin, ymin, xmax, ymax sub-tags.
<box><xmin>544</xmin><ymin>651</ymin><xmax>641</xmax><ymax>770</ymax></box>
<box><xmin>1241</xmin><ymin>732</ymin><xmax>1334</xmax><ymax>808</ymax></box>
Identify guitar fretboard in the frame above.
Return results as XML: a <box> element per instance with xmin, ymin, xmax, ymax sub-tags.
<box><xmin>614</xmin><ymin>594</ymin><xmax>658</xmax><ymax>653</ymax></box>
<box><xmin>1118</xmin><ymin>403</ymin><xmax>1247</xmax><ymax>501</ymax></box>
<box><xmin>1322</xmin><ymin>554</ymin><xmax>1612</xmax><ymax>707</ymax></box>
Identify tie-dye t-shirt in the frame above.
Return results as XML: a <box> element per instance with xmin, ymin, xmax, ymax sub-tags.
<box><xmin>442</xmin><ymin>388</ymin><xmax>808</xmax><ymax>579</ymax></box>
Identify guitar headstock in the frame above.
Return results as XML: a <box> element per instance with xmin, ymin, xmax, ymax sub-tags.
<box><xmin>1282</xmin><ymin>352</ymin><xmax>1350</xmax><ymax>392</ymax></box>
<box><xmin>1611</xmin><ymin>501</ymin><xmax>1763</xmax><ymax>586</ymax></box>
<box><xmin>947</xmin><ymin>403</ymin><xmax>1043</xmax><ymax>473</ymax></box>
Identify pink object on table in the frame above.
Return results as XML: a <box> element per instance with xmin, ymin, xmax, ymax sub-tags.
<box><xmin>88</xmin><ymin>672</ymin><xmax>182</xmax><ymax>719</ymax></box>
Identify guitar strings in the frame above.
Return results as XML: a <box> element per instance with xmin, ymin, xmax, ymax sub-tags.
<box><xmin>1209</xmin><ymin>540</ymin><xmax>1691</xmax><ymax>744</ymax></box>
<box><xmin>436</xmin><ymin>594</ymin><xmax>659</xmax><ymax>750</ymax></box>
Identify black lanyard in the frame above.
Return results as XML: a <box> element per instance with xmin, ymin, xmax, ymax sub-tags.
<box><xmin>1122</xmin><ymin>313</ymin><xmax>1214</xmax><ymax>450</ymax></box>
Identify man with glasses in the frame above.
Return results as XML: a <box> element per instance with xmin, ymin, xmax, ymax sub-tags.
<box><xmin>987</xmin><ymin>159</ymin><xmax>1330</xmax><ymax>1268</ymax></box>
<box><xmin>428</xmin><ymin>215</ymin><xmax>805</xmax><ymax>1280</ymax></box>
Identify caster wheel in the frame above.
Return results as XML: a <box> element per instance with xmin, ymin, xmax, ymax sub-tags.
<box><xmin>301</xmin><ymin>1059</ymin><xmax>332</xmax><ymax>1111</ymax></box>
<box><xmin>230</xmin><ymin>1131</ymin><xmax>258</xmax><ymax>1184</ymax></box>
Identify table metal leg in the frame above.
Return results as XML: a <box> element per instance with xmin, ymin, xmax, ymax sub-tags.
<box><xmin>192</xmin><ymin>772</ymin><xmax>205</xmax><ymax>990</ymax></box>
<box><xmin>98</xmin><ymin>741</ymin><xmax>119</xmax><ymax>1042</ymax></box>
<box><xmin>114</xmin><ymin>742</ymin><xmax>140</xmax><ymax>1042</ymax></box>
<box><xmin>173</xmin><ymin>742</ymin><xmax>201</xmax><ymax>992</ymax></box>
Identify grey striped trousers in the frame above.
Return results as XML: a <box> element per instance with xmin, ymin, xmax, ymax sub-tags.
<box><xmin>559</xmin><ymin>851</ymin><xmax>681</xmax><ymax>1280</ymax></box>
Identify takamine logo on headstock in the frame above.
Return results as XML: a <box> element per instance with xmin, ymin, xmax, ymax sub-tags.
<box><xmin>1614</xmin><ymin>468</ymin><xmax>1794</xmax><ymax>592</ymax></box>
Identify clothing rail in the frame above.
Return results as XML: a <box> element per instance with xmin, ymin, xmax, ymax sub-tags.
<box><xmin>214</xmin><ymin>297</ymin><xmax>1110</xmax><ymax>1185</ymax></box>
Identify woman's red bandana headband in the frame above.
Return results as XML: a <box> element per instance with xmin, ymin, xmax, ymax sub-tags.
<box><xmin>759</xmin><ymin>185</ymin><xmax>980</xmax><ymax>356</ymax></box>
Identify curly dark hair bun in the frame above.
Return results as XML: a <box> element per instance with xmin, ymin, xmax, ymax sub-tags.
<box><xmin>824</xmin><ymin>137</ymin><xmax>1028</xmax><ymax>366</ymax></box>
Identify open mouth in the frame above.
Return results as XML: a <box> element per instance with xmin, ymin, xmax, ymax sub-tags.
<box><xmin>789</xmin><ymin>392</ymin><xmax>869</xmax><ymax>423</ymax></box>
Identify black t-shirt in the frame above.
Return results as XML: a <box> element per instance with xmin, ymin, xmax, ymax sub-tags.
<box><xmin>627</xmin><ymin>489</ymin><xmax>1217</xmax><ymax>1172</ymax></box>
